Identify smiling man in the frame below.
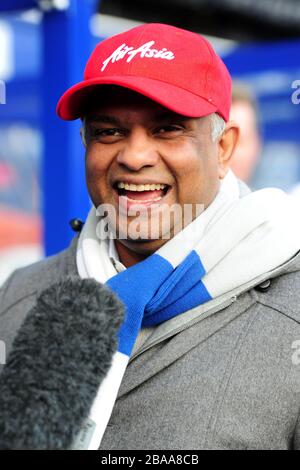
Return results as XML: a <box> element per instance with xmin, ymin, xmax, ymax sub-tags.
<box><xmin>1</xmin><ymin>24</ymin><xmax>300</xmax><ymax>450</ymax></box>
<box><xmin>80</xmin><ymin>85</ymin><xmax>237</xmax><ymax>265</ymax></box>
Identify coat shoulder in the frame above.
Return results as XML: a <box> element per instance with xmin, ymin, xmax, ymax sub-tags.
<box><xmin>0</xmin><ymin>236</ymin><xmax>78</xmax><ymax>314</ymax></box>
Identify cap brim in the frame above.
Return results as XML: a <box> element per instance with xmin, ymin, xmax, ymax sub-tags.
<box><xmin>56</xmin><ymin>75</ymin><xmax>219</xmax><ymax>121</ymax></box>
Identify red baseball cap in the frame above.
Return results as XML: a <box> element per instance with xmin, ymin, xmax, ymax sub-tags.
<box><xmin>57</xmin><ymin>23</ymin><xmax>232</xmax><ymax>122</ymax></box>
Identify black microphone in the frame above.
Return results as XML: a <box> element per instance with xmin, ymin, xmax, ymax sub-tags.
<box><xmin>0</xmin><ymin>276</ymin><xmax>124</xmax><ymax>450</ymax></box>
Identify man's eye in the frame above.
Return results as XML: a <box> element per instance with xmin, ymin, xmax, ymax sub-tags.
<box><xmin>89</xmin><ymin>127</ymin><xmax>126</xmax><ymax>141</ymax></box>
<box><xmin>154</xmin><ymin>125</ymin><xmax>184</xmax><ymax>136</ymax></box>
<box><xmin>99</xmin><ymin>128</ymin><xmax>122</xmax><ymax>136</ymax></box>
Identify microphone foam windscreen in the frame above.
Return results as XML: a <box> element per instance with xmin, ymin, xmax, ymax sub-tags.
<box><xmin>0</xmin><ymin>276</ymin><xmax>124</xmax><ymax>450</ymax></box>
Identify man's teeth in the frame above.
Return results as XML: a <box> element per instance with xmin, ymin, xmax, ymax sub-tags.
<box><xmin>117</xmin><ymin>182</ymin><xmax>166</xmax><ymax>191</ymax></box>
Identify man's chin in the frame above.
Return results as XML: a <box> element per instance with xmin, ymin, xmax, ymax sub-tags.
<box><xmin>112</xmin><ymin>218</ymin><xmax>173</xmax><ymax>240</ymax></box>
<box><xmin>115</xmin><ymin>236</ymin><xmax>169</xmax><ymax>255</ymax></box>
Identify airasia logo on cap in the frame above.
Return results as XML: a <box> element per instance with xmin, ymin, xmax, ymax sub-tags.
<box><xmin>101</xmin><ymin>40</ymin><xmax>175</xmax><ymax>72</ymax></box>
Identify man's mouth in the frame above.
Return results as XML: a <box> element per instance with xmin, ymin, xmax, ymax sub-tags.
<box><xmin>113</xmin><ymin>181</ymin><xmax>171</xmax><ymax>205</ymax></box>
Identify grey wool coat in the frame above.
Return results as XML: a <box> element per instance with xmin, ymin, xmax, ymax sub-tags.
<box><xmin>1</xmin><ymin>234</ymin><xmax>300</xmax><ymax>449</ymax></box>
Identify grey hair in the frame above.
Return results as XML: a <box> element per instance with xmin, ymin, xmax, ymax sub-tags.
<box><xmin>210</xmin><ymin>113</ymin><xmax>226</xmax><ymax>142</ymax></box>
<box><xmin>80</xmin><ymin>113</ymin><xmax>226</xmax><ymax>147</ymax></box>
<box><xmin>80</xmin><ymin>122</ymin><xmax>87</xmax><ymax>148</ymax></box>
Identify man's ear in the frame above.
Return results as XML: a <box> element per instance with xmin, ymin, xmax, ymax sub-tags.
<box><xmin>217</xmin><ymin>122</ymin><xmax>240</xmax><ymax>179</ymax></box>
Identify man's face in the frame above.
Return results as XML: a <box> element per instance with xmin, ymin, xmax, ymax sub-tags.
<box><xmin>83</xmin><ymin>87</ymin><xmax>228</xmax><ymax>256</ymax></box>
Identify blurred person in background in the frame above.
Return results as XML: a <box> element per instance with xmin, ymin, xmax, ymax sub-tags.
<box><xmin>229</xmin><ymin>82</ymin><xmax>262</xmax><ymax>186</ymax></box>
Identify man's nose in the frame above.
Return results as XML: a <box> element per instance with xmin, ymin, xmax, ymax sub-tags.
<box><xmin>116</xmin><ymin>129</ymin><xmax>159</xmax><ymax>171</ymax></box>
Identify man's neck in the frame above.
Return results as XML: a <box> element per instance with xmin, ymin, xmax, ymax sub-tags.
<box><xmin>114</xmin><ymin>240</ymin><xmax>148</xmax><ymax>268</ymax></box>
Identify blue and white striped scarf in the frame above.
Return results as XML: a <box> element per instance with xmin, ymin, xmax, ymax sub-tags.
<box><xmin>75</xmin><ymin>171</ymin><xmax>300</xmax><ymax>449</ymax></box>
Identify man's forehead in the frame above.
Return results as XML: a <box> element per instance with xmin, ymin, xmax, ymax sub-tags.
<box><xmin>83</xmin><ymin>86</ymin><xmax>205</xmax><ymax>124</ymax></box>
<box><xmin>86</xmin><ymin>109</ymin><xmax>194</xmax><ymax>125</ymax></box>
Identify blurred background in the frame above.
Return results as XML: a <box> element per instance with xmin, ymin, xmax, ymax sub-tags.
<box><xmin>0</xmin><ymin>0</ymin><xmax>299</xmax><ymax>284</ymax></box>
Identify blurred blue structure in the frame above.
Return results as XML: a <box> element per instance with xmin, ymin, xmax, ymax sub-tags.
<box><xmin>0</xmin><ymin>0</ymin><xmax>97</xmax><ymax>256</ymax></box>
<box><xmin>0</xmin><ymin>1</ymin><xmax>36</xmax><ymax>10</ymax></box>
<box><xmin>0</xmin><ymin>5</ymin><xmax>299</xmax><ymax>256</ymax></box>
<box><xmin>0</xmin><ymin>7</ymin><xmax>42</xmax><ymax>216</ymax></box>
<box><xmin>42</xmin><ymin>0</ymin><xmax>97</xmax><ymax>256</ymax></box>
